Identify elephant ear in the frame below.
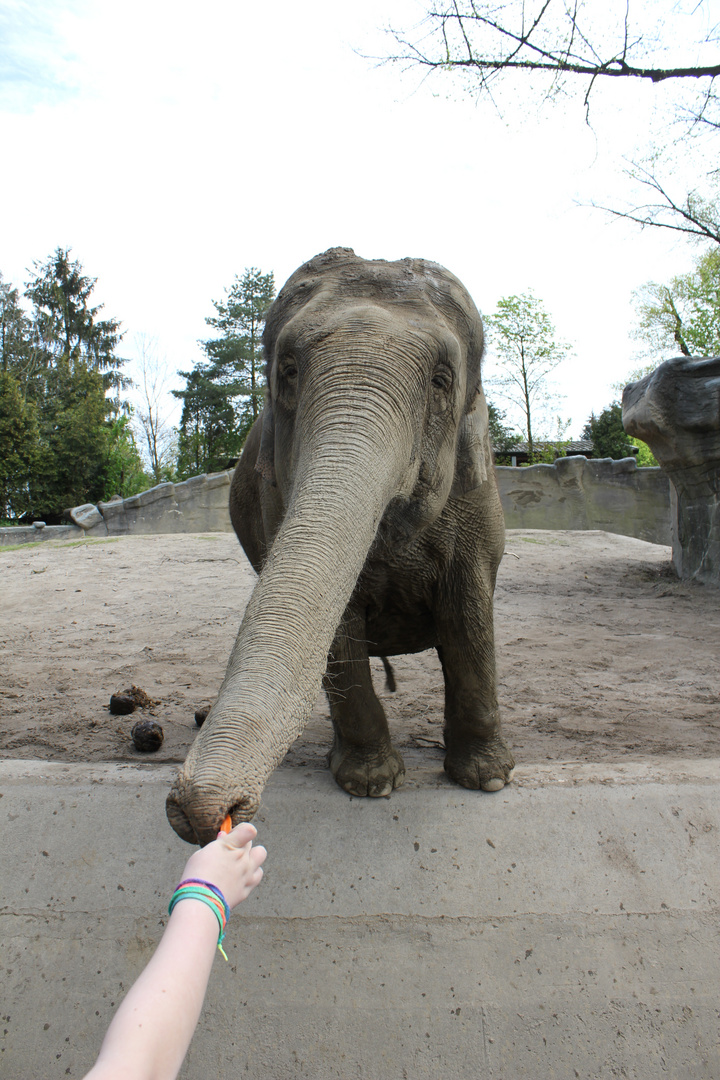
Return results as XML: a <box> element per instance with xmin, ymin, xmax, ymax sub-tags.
<box><xmin>255</xmin><ymin>402</ymin><xmax>276</xmax><ymax>486</ymax></box>
<box><xmin>451</xmin><ymin>392</ymin><xmax>491</xmax><ymax>498</ymax></box>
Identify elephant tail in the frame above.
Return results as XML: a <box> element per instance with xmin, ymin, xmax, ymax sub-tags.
<box><xmin>381</xmin><ymin>656</ymin><xmax>397</xmax><ymax>693</ymax></box>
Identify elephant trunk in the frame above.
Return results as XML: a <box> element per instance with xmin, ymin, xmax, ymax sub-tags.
<box><xmin>167</xmin><ymin>356</ymin><xmax>422</xmax><ymax>843</ymax></box>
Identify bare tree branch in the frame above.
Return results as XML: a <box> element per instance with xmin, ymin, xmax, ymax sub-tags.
<box><xmin>379</xmin><ymin>1</ymin><xmax>719</xmax><ymax>241</ymax></box>
<box><xmin>132</xmin><ymin>336</ymin><xmax>178</xmax><ymax>483</ymax></box>
<box><xmin>595</xmin><ymin>168</ymin><xmax>720</xmax><ymax>245</ymax></box>
<box><xmin>383</xmin><ymin>2</ymin><xmax>720</xmax><ymax>107</ymax></box>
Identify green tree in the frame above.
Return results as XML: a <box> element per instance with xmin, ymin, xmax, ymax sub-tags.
<box><xmin>21</xmin><ymin>250</ymin><xmax>144</xmax><ymax>517</ymax></box>
<box><xmin>633</xmin><ymin>247</ymin><xmax>720</xmax><ymax>360</ymax></box>
<box><xmin>25</xmin><ymin>247</ymin><xmax>130</xmax><ymax>408</ymax></box>
<box><xmin>582</xmin><ymin>402</ymin><xmax>637</xmax><ymax>459</ymax></box>
<box><xmin>487</xmin><ymin>400</ymin><xmax>521</xmax><ymax>463</ymax></box>
<box><xmin>174</xmin><ymin>268</ymin><xmax>276</xmax><ymax>478</ymax></box>
<box><xmin>0</xmin><ymin>370</ymin><xmax>40</xmax><ymax>522</ymax></box>
<box><xmin>102</xmin><ymin>413</ymin><xmax>151</xmax><ymax>500</ymax></box>
<box><xmin>201</xmin><ymin>268</ymin><xmax>275</xmax><ymax>441</ymax></box>
<box><xmin>485</xmin><ymin>293</ymin><xmax>572</xmax><ymax>461</ymax></box>
<box><xmin>32</xmin><ymin>359</ymin><xmax>110</xmax><ymax>518</ymax></box>
<box><xmin>634</xmin><ymin>440</ymin><xmax>658</xmax><ymax>466</ymax></box>
<box><xmin>173</xmin><ymin>366</ymin><xmax>243</xmax><ymax>478</ymax></box>
<box><xmin>0</xmin><ymin>273</ymin><xmax>48</xmax><ymax>402</ymax></box>
<box><xmin>2</xmin><ymin>252</ymin><xmax>142</xmax><ymax>520</ymax></box>
<box><xmin>1</xmin><ymin>274</ymin><xmax>31</xmax><ymax>373</ymax></box>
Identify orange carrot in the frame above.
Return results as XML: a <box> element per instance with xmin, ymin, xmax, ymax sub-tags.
<box><xmin>220</xmin><ymin>814</ymin><xmax>232</xmax><ymax>834</ymax></box>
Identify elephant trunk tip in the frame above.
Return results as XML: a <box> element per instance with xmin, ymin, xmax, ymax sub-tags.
<box><xmin>166</xmin><ymin>788</ymin><xmax>259</xmax><ymax>846</ymax></box>
<box><xmin>166</xmin><ymin>796</ymin><xmax>199</xmax><ymax>845</ymax></box>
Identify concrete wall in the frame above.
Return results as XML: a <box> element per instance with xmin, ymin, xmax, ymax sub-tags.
<box><xmin>0</xmin><ymin>523</ymin><xmax>83</xmax><ymax>546</ymax></box>
<box><xmin>76</xmin><ymin>470</ymin><xmax>235</xmax><ymax>537</ymax></box>
<box><xmin>496</xmin><ymin>456</ymin><xmax>671</xmax><ymax>546</ymax></box>
<box><xmin>1</xmin><ymin>458</ymin><xmax>672</xmax><ymax>547</ymax></box>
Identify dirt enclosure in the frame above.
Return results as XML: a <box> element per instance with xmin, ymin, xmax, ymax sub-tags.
<box><xmin>1</xmin><ymin>530</ymin><xmax>719</xmax><ymax>774</ymax></box>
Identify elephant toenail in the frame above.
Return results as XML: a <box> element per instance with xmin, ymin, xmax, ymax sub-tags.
<box><xmin>480</xmin><ymin>777</ymin><xmax>505</xmax><ymax>792</ymax></box>
<box><xmin>372</xmin><ymin>783</ymin><xmax>393</xmax><ymax>797</ymax></box>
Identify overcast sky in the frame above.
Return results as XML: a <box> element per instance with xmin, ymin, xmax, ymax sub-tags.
<box><xmin>0</xmin><ymin>0</ymin><xmax>712</xmax><ymax>437</ymax></box>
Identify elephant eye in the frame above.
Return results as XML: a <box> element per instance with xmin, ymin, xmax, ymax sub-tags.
<box><xmin>431</xmin><ymin>367</ymin><xmax>452</xmax><ymax>391</ymax></box>
<box><xmin>279</xmin><ymin>356</ymin><xmax>298</xmax><ymax>380</ymax></box>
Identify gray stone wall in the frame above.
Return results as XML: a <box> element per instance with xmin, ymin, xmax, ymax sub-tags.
<box><xmin>496</xmin><ymin>456</ymin><xmax>671</xmax><ymax>546</ymax></box>
<box><xmin>0</xmin><ymin>523</ymin><xmax>83</xmax><ymax>546</ymax></box>
<box><xmin>75</xmin><ymin>471</ymin><xmax>234</xmax><ymax>537</ymax></box>
<box><xmin>1</xmin><ymin>459</ymin><xmax>672</xmax><ymax>548</ymax></box>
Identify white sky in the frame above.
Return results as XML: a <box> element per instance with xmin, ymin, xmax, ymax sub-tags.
<box><xmin>0</xmin><ymin>0</ymin><xmax>713</xmax><ymax>437</ymax></box>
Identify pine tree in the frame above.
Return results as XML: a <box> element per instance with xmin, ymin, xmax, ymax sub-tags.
<box><xmin>582</xmin><ymin>403</ymin><xmax>635</xmax><ymax>460</ymax></box>
<box><xmin>25</xmin><ymin>247</ymin><xmax>130</xmax><ymax>409</ymax></box>
<box><xmin>201</xmin><ymin>268</ymin><xmax>275</xmax><ymax>440</ymax></box>
<box><xmin>0</xmin><ymin>370</ymin><xmax>40</xmax><ymax>522</ymax></box>
<box><xmin>34</xmin><ymin>359</ymin><xmax>111</xmax><ymax>517</ymax></box>
<box><xmin>173</xmin><ymin>366</ymin><xmax>243</xmax><ymax>478</ymax></box>
<box><xmin>174</xmin><ymin>268</ymin><xmax>276</xmax><ymax>478</ymax></box>
<box><xmin>1</xmin><ymin>252</ymin><xmax>141</xmax><ymax>519</ymax></box>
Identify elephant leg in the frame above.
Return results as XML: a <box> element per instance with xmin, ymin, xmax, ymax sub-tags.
<box><xmin>436</xmin><ymin>568</ymin><xmax>515</xmax><ymax>792</ymax></box>
<box><xmin>324</xmin><ymin>612</ymin><xmax>405</xmax><ymax>798</ymax></box>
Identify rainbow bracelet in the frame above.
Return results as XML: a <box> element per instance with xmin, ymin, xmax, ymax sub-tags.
<box><xmin>168</xmin><ymin>880</ymin><xmax>231</xmax><ymax>961</ymax></box>
<box><xmin>176</xmin><ymin>878</ymin><xmax>231</xmax><ymax>925</ymax></box>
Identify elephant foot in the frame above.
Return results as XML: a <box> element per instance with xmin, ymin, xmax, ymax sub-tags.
<box><xmin>444</xmin><ymin>732</ymin><xmax>515</xmax><ymax>792</ymax></box>
<box><xmin>329</xmin><ymin>737</ymin><xmax>405</xmax><ymax>798</ymax></box>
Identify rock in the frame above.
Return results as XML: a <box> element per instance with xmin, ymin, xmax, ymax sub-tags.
<box><xmin>109</xmin><ymin>694</ymin><xmax>135</xmax><ymax>715</ymax></box>
<box><xmin>69</xmin><ymin>503</ymin><xmax>104</xmax><ymax>530</ymax></box>
<box><xmin>131</xmin><ymin>720</ymin><xmax>164</xmax><ymax>752</ymax></box>
<box><xmin>623</xmin><ymin>356</ymin><xmax>720</xmax><ymax>584</ymax></box>
<box><xmin>195</xmin><ymin>708</ymin><xmax>209</xmax><ymax>727</ymax></box>
<box><xmin>32</xmin><ymin>521</ymin><xmax>46</xmax><ymax>530</ymax></box>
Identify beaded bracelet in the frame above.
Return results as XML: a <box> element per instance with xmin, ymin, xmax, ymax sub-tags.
<box><xmin>168</xmin><ymin>879</ymin><xmax>231</xmax><ymax>961</ymax></box>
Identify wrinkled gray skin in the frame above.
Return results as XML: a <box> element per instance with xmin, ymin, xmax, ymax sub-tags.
<box><xmin>167</xmin><ymin>248</ymin><xmax>515</xmax><ymax>845</ymax></box>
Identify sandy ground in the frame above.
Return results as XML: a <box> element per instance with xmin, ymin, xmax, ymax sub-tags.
<box><xmin>1</xmin><ymin>529</ymin><xmax>719</xmax><ymax>773</ymax></box>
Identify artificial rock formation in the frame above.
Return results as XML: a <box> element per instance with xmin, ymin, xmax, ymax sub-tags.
<box><xmin>623</xmin><ymin>356</ymin><xmax>720</xmax><ymax>584</ymax></box>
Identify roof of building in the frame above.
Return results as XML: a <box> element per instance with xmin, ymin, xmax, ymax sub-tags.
<box><xmin>504</xmin><ymin>439</ymin><xmax>596</xmax><ymax>455</ymax></box>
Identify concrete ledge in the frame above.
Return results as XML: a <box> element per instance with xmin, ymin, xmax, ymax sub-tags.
<box><xmin>0</xmin><ymin>523</ymin><xmax>83</xmax><ymax>546</ymax></box>
<box><xmin>1</xmin><ymin>758</ymin><xmax>718</xmax><ymax>1078</ymax></box>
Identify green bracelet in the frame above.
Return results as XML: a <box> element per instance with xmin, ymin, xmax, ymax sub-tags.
<box><xmin>168</xmin><ymin>884</ymin><xmax>229</xmax><ymax>960</ymax></box>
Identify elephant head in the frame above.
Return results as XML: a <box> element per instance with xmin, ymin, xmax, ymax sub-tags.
<box><xmin>166</xmin><ymin>248</ymin><xmax>498</xmax><ymax>844</ymax></box>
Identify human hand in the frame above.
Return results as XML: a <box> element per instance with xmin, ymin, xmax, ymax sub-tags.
<box><xmin>179</xmin><ymin>823</ymin><xmax>266</xmax><ymax>911</ymax></box>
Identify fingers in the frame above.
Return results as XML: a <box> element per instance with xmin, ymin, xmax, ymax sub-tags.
<box><xmin>222</xmin><ymin>822</ymin><xmax>257</xmax><ymax>848</ymax></box>
<box><xmin>249</xmin><ymin>844</ymin><xmax>267</xmax><ymax>870</ymax></box>
<box><xmin>243</xmin><ymin>863</ymin><xmax>265</xmax><ymax>898</ymax></box>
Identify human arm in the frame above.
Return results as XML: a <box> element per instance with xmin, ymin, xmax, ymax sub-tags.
<box><xmin>82</xmin><ymin>822</ymin><xmax>266</xmax><ymax>1080</ymax></box>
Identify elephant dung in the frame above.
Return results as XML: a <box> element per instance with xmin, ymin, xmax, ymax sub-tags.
<box><xmin>131</xmin><ymin>720</ymin><xmax>164</xmax><ymax>752</ymax></box>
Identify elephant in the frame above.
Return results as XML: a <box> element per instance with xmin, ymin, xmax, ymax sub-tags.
<box><xmin>166</xmin><ymin>247</ymin><xmax>515</xmax><ymax>844</ymax></box>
